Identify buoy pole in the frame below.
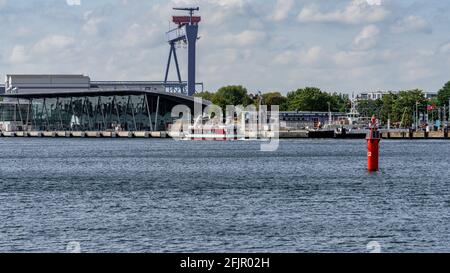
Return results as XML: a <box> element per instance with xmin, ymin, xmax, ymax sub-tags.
<box><xmin>367</xmin><ymin>115</ymin><xmax>381</xmax><ymax>172</ymax></box>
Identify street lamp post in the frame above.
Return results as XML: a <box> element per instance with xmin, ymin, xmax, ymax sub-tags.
<box><xmin>416</xmin><ymin>101</ymin><xmax>419</xmax><ymax>132</ymax></box>
<box><xmin>327</xmin><ymin>102</ymin><xmax>332</xmax><ymax>126</ymax></box>
<box><xmin>444</xmin><ymin>104</ymin><xmax>447</xmax><ymax>128</ymax></box>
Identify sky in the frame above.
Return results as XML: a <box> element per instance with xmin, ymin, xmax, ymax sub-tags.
<box><xmin>0</xmin><ymin>0</ymin><xmax>449</xmax><ymax>95</ymax></box>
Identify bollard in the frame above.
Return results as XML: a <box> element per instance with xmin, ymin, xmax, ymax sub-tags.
<box><xmin>367</xmin><ymin>116</ymin><xmax>381</xmax><ymax>172</ymax></box>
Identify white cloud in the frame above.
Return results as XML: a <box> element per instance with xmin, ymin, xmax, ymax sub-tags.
<box><xmin>274</xmin><ymin>46</ymin><xmax>328</xmax><ymax>67</ymax></box>
<box><xmin>273</xmin><ymin>51</ymin><xmax>297</xmax><ymax>65</ymax></box>
<box><xmin>33</xmin><ymin>35</ymin><xmax>75</xmax><ymax>55</ymax></box>
<box><xmin>269</xmin><ymin>0</ymin><xmax>295</xmax><ymax>22</ymax></box>
<box><xmin>222</xmin><ymin>30</ymin><xmax>267</xmax><ymax>47</ymax></box>
<box><xmin>9</xmin><ymin>45</ymin><xmax>29</xmax><ymax>64</ymax></box>
<box><xmin>6</xmin><ymin>35</ymin><xmax>78</xmax><ymax>68</ymax></box>
<box><xmin>1</xmin><ymin>0</ymin><xmax>449</xmax><ymax>94</ymax></box>
<box><xmin>334</xmin><ymin>50</ymin><xmax>377</xmax><ymax>68</ymax></box>
<box><xmin>391</xmin><ymin>16</ymin><xmax>431</xmax><ymax>34</ymax></box>
<box><xmin>120</xmin><ymin>23</ymin><xmax>160</xmax><ymax>48</ymax></box>
<box><xmin>440</xmin><ymin>43</ymin><xmax>450</xmax><ymax>54</ymax></box>
<box><xmin>297</xmin><ymin>0</ymin><xmax>389</xmax><ymax>24</ymax></box>
<box><xmin>398</xmin><ymin>59</ymin><xmax>434</xmax><ymax>83</ymax></box>
<box><xmin>353</xmin><ymin>25</ymin><xmax>380</xmax><ymax>50</ymax></box>
<box><xmin>82</xmin><ymin>17</ymin><xmax>105</xmax><ymax>36</ymax></box>
<box><xmin>366</xmin><ymin>0</ymin><xmax>382</xmax><ymax>6</ymax></box>
<box><xmin>300</xmin><ymin>46</ymin><xmax>326</xmax><ymax>65</ymax></box>
<box><xmin>172</xmin><ymin>0</ymin><xmax>246</xmax><ymax>8</ymax></box>
<box><xmin>66</xmin><ymin>0</ymin><xmax>81</xmax><ymax>6</ymax></box>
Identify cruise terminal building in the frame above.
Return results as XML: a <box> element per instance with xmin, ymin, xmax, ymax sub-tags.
<box><xmin>0</xmin><ymin>74</ymin><xmax>203</xmax><ymax>134</ymax></box>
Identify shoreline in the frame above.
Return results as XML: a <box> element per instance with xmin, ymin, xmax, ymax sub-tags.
<box><xmin>1</xmin><ymin>130</ymin><xmax>448</xmax><ymax>140</ymax></box>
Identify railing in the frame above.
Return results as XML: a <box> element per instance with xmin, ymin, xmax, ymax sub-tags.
<box><xmin>92</xmin><ymin>81</ymin><xmax>189</xmax><ymax>95</ymax></box>
<box><xmin>1</xmin><ymin>82</ymin><xmax>203</xmax><ymax>96</ymax></box>
<box><xmin>166</xmin><ymin>27</ymin><xmax>186</xmax><ymax>42</ymax></box>
<box><xmin>92</xmin><ymin>81</ymin><xmax>184</xmax><ymax>85</ymax></box>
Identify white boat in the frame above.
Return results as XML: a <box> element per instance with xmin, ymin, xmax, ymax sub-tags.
<box><xmin>173</xmin><ymin>116</ymin><xmax>245</xmax><ymax>141</ymax></box>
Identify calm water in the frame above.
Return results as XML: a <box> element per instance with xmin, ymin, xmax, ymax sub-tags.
<box><xmin>0</xmin><ymin>138</ymin><xmax>449</xmax><ymax>253</ymax></box>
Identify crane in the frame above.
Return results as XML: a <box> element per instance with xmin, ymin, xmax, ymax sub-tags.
<box><xmin>164</xmin><ymin>7</ymin><xmax>201</xmax><ymax>96</ymax></box>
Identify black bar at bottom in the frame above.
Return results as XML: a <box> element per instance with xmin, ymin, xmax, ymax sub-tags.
<box><xmin>0</xmin><ymin>253</ymin><xmax>446</xmax><ymax>272</ymax></box>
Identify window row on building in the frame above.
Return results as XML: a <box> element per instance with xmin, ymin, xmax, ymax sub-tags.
<box><xmin>1</xmin><ymin>94</ymin><xmax>179</xmax><ymax>132</ymax></box>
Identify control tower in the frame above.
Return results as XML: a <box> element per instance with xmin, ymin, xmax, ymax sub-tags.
<box><xmin>164</xmin><ymin>7</ymin><xmax>201</xmax><ymax>96</ymax></box>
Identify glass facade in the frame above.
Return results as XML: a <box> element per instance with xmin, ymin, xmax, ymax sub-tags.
<box><xmin>0</xmin><ymin>94</ymin><xmax>185</xmax><ymax>132</ymax></box>
<box><xmin>1</xmin><ymin>103</ymin><xmax>23</xmax><ymax>123</ymax></box>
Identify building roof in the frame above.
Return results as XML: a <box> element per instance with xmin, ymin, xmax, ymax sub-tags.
<box><xmin>0</xmin><ymin>88</ymin><xmax>210</xmax><ymax>106</ymax></box>
<box><xmin>6</xmin><ymin>74</ymin><xmax>88</xmax><ymax>77</ymax></box>
<box><xmin>280</xmin><ymin>111</ymin><xmax>347</xmax><ymax>115</ymax></box>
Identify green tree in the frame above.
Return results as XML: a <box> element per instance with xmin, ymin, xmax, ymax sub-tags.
<box><xmin>261</xmin><ymin>92</ymin><xmax>288</xmax><ymax>111</ymax></box>
<box><xmin>357</xmin><ymin>99</ymin><xmax>383</xmax><ymax>118</ymax></box>
<box><xmin>194</xmin><ymin>91</ymin><xmax>215</xmax><ymax>102</ymax></box>
<box><xmin>380</xmin><ymin>92</ymin><xmax>398</xmax><ymax>123</ymax></box>
<box><xmin>437</xmin><ymin>81</ymin><xmax>450</xmax><ymax>106</ymax></box>
<box><xmin>213</xmin><ymin>85</ymin><xmax>253</xmax><ymax>110</ymax></box>
<box><xmin>286</xmin><ymin>87</ymin><xmax>331</xmax><ymax>111</ymax></box>
<box><xmin>392</xmin><ymin>89</ymin><xmax>426</xmax><ymax>126</ymax></box>
<box><xmin>329</xmin><ymin>93</ymin><xmax>351</xmax><ymax>113</ymax></box>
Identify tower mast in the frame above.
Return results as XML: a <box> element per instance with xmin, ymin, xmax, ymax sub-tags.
<box><xmin>164</xmin><ymin>7</ymin><xmax>201</xmax><ymax>96</ymax></box>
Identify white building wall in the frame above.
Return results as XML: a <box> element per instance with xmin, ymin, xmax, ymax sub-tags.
<box><xmin>5</xmin><ymin>75</ymin><xmax>91</xmax><ymax>93</ymax></box>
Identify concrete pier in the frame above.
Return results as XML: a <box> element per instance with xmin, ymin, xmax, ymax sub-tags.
<box><xmin>86</xmin><ymin>131</ymin><xmax>100</xmax><ymax>138</ymax></box>
<box><xmin>0</xmin><ymin>131</ymin><xmax>169</xmax><ymax>138</ymax></box>
<box><xmin>134</xmin><ymin>131</ymin><xmax>150</xmax><ymax>138</ymax></box>
<box><xmin>28</xmin><ymin>131</ymin><xmax>42</xmax><ymax>137</ymax></box>
<box><xmin>101</xmin><ymin>132</ymin><xmax>115</xmax><ymax>138</ymax></box>
<box><xmin>381</xmin><ymin>130</ymin><xmax>448</xmax><ymax>140</ymax></box>
<box><xmin>2</xmin><ymin>132</ymin><xmax>15</xmax><ymax>137</ymax></box>
<box><xmin>1</xmin><ymin>130</ymin><xmax>449</xmax><ymax>140</ymax></box>
<box><xmin>412</xmin><ymin>131</ymin><xmax>426</xmax><ymax>139</ymax></box>
<box><xmin>117</xmin><ymin>132</ymin><xmax>133</xmax><ymax>138</ymax></box>
<box><xmin>71</xmin><ymin>131</ymin><xmax>86</xmax><ymax>138</ymax></box>
<box><xmin>383</xmin><ymin>131</ymin><xmax>406</xmax><ymax>139</ymax></box>
<box><xmin>428</xmin><ymin>131</ymin><xmax>446</xmax><ymax>139</ymax></box>
<box><xmin>56</xmin><ymin>131</ymin><xmax>68</xmax><ymax>137</ymax></box>
<box><xmin>279</xmin><ymin>130</ymin><xmax>309</xmax><ymax>138</ymax></box>
<box><xmin>151</xmin><ymin>131</ymin><xmax>168</xmax><ymax>138</ymax></box>
<box><xmin>15</xmin><ymin>131</ymin><xmax>26</xmax><ymax>137</ymax></box>
<box><xmin>42</xmin><ymin>132</ymin><xmax>56</xmax><ymax>137</ymax></box>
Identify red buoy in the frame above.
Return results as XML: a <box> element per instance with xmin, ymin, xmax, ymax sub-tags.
<box><xmin>367</xmin><ymin>116</ymin><xmax>381</xmax><ymax>172</ymax></box>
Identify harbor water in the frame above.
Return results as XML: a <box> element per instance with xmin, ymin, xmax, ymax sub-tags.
<box><xmin>0</xmin><ymin>138</ymin><xmax>449</xmax><ymax>252</ymax></box>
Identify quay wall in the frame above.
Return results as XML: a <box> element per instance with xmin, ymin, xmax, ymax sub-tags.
<box><xmin>0</xmin><ymin>131</ymin><xmax>168</xmax><ymax>138</ymax></box>
<box><xmin>1</xmin><ymin>130</ymin><xmax>449</xmax><ymax>139</ymax></box>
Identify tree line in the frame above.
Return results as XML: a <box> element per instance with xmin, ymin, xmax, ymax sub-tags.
<box><xmin>195</xmin><ymin>81</ymin><xmax>450</xmax><ymax>127</ymax></box>
<box><xmin>195</xmin><ymin>86</ymin><xmax>351</xmax><ymax>113</ymax></box>
<box><xmin>356</xmin><ymin>82</ymin><xmax>450</xmax><ymax>126</ymax></box>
